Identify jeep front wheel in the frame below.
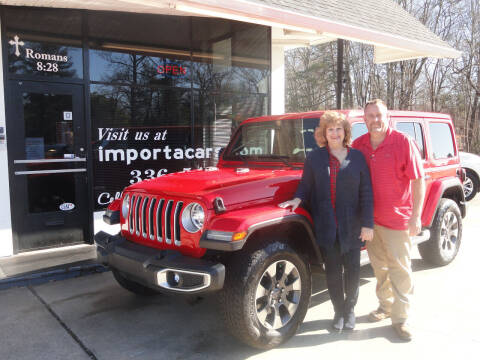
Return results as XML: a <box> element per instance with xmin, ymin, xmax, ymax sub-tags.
<box><xmin>219</xmin><ymin>240</ymin><xmax>311</xmax><ymax>349</ymax></box>
<box><xmin>418</xmin><ymin>198</ymin><xmax>462</xmax><ymax>266</ymax></box>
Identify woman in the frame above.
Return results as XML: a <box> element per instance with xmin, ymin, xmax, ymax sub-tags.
<box><xmin>279</xmin><ymin>111</ymin><xmax>373</xmax><ymax>331</ymax></box>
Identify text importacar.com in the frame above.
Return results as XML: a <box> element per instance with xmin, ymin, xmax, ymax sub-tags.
<box><xmin>97</xmin><ymin>145</ymin><xmax>222</xmax><ymax>165</ymax></box>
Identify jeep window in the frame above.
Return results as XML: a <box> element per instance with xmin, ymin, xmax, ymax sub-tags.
<box><xmin>429</xmin><ymin>122</ymin><xmax>455</xmax><ymax>159</ymax></box>
<box><xmin>352</xmin><ymin>123</ymin><xmax>368</xmax><ymax>140</ymax></box>
<box><xmin>223</xmin><ymin>118</ymin><xmax>319</xmax><ymax>162</ymax></box>
<box><xmin>396</xmin><ymin>122</ymin><xmax>425</xmax><ymax>159</ymax></box>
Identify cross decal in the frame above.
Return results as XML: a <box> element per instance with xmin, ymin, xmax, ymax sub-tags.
<box><xmin>9</xmin><ymin>35</ymin><xmax>24</xmax><ymax>57</ymax></box>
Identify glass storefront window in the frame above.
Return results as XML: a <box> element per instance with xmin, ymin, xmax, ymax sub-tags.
<box><xmin>192</xmin><ymin>18</ymin><xmax>270</xmax><ymax>94</ymax></box>
<box><xmin>87</xmin><ymin>12</ymin><xmax>190</xmax><ymax>51</ymax></box>
<box><xmin>90</xmin><ymin>84</ymin><xmax>191</xmax><ymax>126</ymax></box>
<box><xmin>88</xmin><ymin>11</ymin><xmax>192</xmax><ymax>89</ymax></box>
<box><xmin>89</xmin><ymin>49</ymin><xmax>191</xmax><ymax>88</ymax></box>
<box><xmin>91</xmin><ymin>84</ymin><xmax>193</xmax><ymax>207</ymax></box>
<box><xmin>193</xmin><ymin>91</ymin><xmax>268</xmax><ymax>167</ymax></box>
<box><xmin>3</xmin><ymin>7</ymin><xmax>271</xmax><ymax>210</ymax></box>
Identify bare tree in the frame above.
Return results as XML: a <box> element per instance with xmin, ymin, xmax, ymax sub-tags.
<box><xmin>454</xmin><ymin>0</ymin><xmax>480</xmax><ymax>152</ymax></box>
<box><xmin>284</xmin><ymin>0</ymin><xmax>480</xmax><ymax>153</ymax></box>
<box><xmin>285</xmin><ymin>44</ymin><xmax>336</xmax><ymax>112</ymax></box>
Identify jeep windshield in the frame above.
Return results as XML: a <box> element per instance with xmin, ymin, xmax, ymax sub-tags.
<box><xmin>223</xmin><ymin>118</ymin><xmax>319</xmax><ymax>163</ymax></box>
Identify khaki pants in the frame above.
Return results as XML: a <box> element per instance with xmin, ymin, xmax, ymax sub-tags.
<box><xmin>367</xmin><ymin>224</ymin><xmax>413</xmax><ymax>324</ymax></box>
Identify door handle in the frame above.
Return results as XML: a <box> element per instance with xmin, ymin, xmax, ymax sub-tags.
<box><xmin>14</xmin><ymin>158</ymin><xmax>86</xmax><ymax>164</ymax></box>
<box><xmin>15</xmin><ymin>168</ymin><xmax>86</xmax><ymax>175</ymax></box>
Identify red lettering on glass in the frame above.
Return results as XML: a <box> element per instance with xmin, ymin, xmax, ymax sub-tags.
<box><xmin>156</xmin><ymin>64</ymin><xmax>187</xmax><ymax>76</ymax></box>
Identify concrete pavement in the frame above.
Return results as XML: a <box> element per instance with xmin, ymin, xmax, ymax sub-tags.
<box><xmin>1</xmin><ymin>198</ymin><xmax>480</xmax><ymax>360</ymax></box>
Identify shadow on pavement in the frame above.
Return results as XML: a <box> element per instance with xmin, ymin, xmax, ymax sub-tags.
<box><xmin>411</xmin><ymin>258</ymin><xmax>441</xmax><ymax>272</ymax></box>
<box><xmin>285</xmin><ymin>322</ymin><xmax>408</xmax><ymax>348</ymax></box>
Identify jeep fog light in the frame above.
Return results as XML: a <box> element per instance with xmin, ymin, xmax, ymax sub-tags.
<box><xmin>122</xmin><ymin>194</ymin><xmax>130</xmax><ymax>218</ymax></box>
<box><xmin>182</xmin><ymin>202</ymin><xmax>205</xmax><ymax>233</ymax></box>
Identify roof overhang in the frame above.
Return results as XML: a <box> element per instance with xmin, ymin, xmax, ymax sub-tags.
<box><xmin>0</xmin><ymin>0</ymin><xmax>461</xmax><ymax>63</ymax></box>
<box><xmin>172</xmin><ymin>0</ymin><xmax>460</xmax><ymax>63</ymax></box>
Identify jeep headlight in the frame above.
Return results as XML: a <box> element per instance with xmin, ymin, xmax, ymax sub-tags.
<box><xmin>182</xmin><ymin>203</ymin><xmax>205</xmax><ymax>233</ymax></box>
<box><xmin>122</xmin><ymin>194</ymin><xmax>130</xmax><ymax>219</ymax></box>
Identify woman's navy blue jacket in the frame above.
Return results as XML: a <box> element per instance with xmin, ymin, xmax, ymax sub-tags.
<box><xmin>294</xmin><ymin>147</ymin><xmax>374</xmax><ymax>253</ymax></box>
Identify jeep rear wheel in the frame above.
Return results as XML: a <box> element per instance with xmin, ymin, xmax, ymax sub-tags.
<box><xmin>463</xmin><ymin>169</ymin><xmax>479</xmax><ymax>201</ymax></box>
<box><xmin>418</xmin><ymin>198</ymin><xmax>462</xmax><ymax>266</ymax></box>
<box><xmin>112</xmin><ymin>269</ymin><xmax>160</xmax><ymax>296</ymax></box>
<box><xmin>219</xmin><ymin>240</ymin><xmax>311</xmax><ymax>349</ymax></box>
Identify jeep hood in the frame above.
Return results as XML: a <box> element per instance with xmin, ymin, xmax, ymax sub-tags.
<box><xmin>126</xmin><ymin>167</ymin><xmax>300</xmax><ymax>209</ymax></box>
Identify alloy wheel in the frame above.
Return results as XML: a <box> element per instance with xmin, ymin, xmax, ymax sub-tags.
<box><xmin>255</xmin><ymin>260</ymin><xmax>302</xmax><ymax>330</ymax></box>
<box><xmin>463</xmin><ymin>176</ymin><xmax>474</xmax><ymax>198</ymax></box>
<box><xmin>440</xmin><ymin>210</ymin><xmax>459</xmax><ymax>259</ymax></box>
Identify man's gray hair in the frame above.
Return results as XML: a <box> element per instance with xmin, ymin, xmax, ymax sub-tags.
<box><xmin>364</xmin><ymin>99</ymin><xmax>387</xmax><ymax>111</ymax></box>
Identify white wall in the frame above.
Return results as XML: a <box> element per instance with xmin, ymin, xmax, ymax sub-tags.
<box><xmin>0</xmin><ymin>20</ymin><xmax>14</xmax><ymax>257</ymax></box>
<box><xmin>271</xmin><ymin>28</ymin><xmax>285</xmax><ymax>115</ymax></box>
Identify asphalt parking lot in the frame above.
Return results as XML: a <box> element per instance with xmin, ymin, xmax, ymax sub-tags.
<box><xmin>1</xmin><ymin>197</ymin><xmax>480</xmax><ymax>360</ymax></box>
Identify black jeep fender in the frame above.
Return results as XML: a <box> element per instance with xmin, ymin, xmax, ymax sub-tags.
<box><xmin>242</xmin><ymin>214</ymin><xmax>322</xmax><ymax>265</ymax></box>
<box><xmin>201</xmin><ymin>207</ymin><xmax>322</xmax><ymax>265</ymax></box>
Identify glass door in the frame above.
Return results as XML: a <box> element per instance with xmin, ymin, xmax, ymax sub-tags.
<box><xmin>7</xmin><ymin>81</ymin><xmax>89</xmax><ymax>252</ymax></box>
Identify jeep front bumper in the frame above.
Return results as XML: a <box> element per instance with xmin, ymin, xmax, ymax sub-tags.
<box><xmin>95</xmin><ymin>231</ymin><xmax>225</xmax><ymax>294</ymax></box>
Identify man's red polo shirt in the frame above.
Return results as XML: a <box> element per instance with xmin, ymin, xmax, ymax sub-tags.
<box><xmin>352</xmin><ymin>128</ymin><xmax>424</xmax><ymax>230</ymax></box>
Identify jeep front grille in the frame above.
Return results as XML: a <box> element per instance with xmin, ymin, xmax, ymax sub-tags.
<box><xmin>128</xmin><ymin>195</ymin><xmax>183</xmax><ymax>246</ymax></box>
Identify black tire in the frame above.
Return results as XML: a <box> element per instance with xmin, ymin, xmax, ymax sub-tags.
<box><xmin>219</xmin><ymin>240</ymin><xmax>311</xmax><ymax>349</ymax></box>
<box><xmin>463</xmin><ymin>169</ymin><xmax>479</xmax><ymax>201</ymax></box>
<box><xmin>112</xmin><ymin>269</ymin><xmax>160</xmax><ymax>296</ymax></box>
<box><xmin>418</xmin><ymin>198</ymin><xmax>462</xmax><ymax>266</ymax></box>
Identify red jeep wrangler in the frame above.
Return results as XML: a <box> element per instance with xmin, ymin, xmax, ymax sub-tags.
<box><xmin>95</xmin><ymin>110</ymin><xmax>465</xmax><ymax>349</ymax></box>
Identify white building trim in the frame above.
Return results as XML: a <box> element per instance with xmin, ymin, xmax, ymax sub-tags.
<box><xmin>0</xmin><ymin>17</ymin><xmax>14</xmax><ymax>257</ymax></box>
<box><xmin>271</xmin><ymin>28</ymin><xmax>285</xmax><ymax>115</ymax></box>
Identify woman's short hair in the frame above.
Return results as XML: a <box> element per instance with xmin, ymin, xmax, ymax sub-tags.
<box><xmin>315</xmin><ymin>111</ymin><xmax>352</xmax><ymax>147</ymax></box>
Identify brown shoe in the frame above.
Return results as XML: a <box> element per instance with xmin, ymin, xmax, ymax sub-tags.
<box><xmin>392</xmin><ymin>322</ymin><xmax>412</xmax><ymax>341</ymax></box>
<box><xmin>368</xmin><ymin>308</ymin><xmax>391</xmax><ymax>322</ymax></box>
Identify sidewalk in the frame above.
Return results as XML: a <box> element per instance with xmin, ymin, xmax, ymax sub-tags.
<box><xmin>1</xmin><ymin>200</ymin><xmax>479</xmax><ymax>359</ymax></box>
<box><xmin>0</xmin><ymin>244</ymin><xmax>106</xmax><ymax>290</ymax></box>
<box><xmin>1</xmin><ymin>256</ymin><xmax>478</xmax><ymax>360</ymax></box>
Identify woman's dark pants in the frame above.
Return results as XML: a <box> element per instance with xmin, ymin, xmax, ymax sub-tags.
<box><xmin>320</xmin><ymin>243</ymin><xmax>361</xmax><ymax>316</ymax></box>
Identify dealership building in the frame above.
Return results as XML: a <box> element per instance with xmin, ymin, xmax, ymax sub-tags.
<box><xmin>0</xmin><ymin>1</ymin><xmax>459</xmax><ymax>268</ymax></box>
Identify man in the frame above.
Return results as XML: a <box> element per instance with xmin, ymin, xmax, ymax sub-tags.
<box><xmin>352</xmin><ymin>99</ymin><xmax>425</xmax><ymax>341</ymax></box>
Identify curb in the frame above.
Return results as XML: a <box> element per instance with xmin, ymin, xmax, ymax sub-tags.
<box><xmin>0</xmin><ymin>261</ymin><xmax>110</xmax><ymax>290</ymax></box>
